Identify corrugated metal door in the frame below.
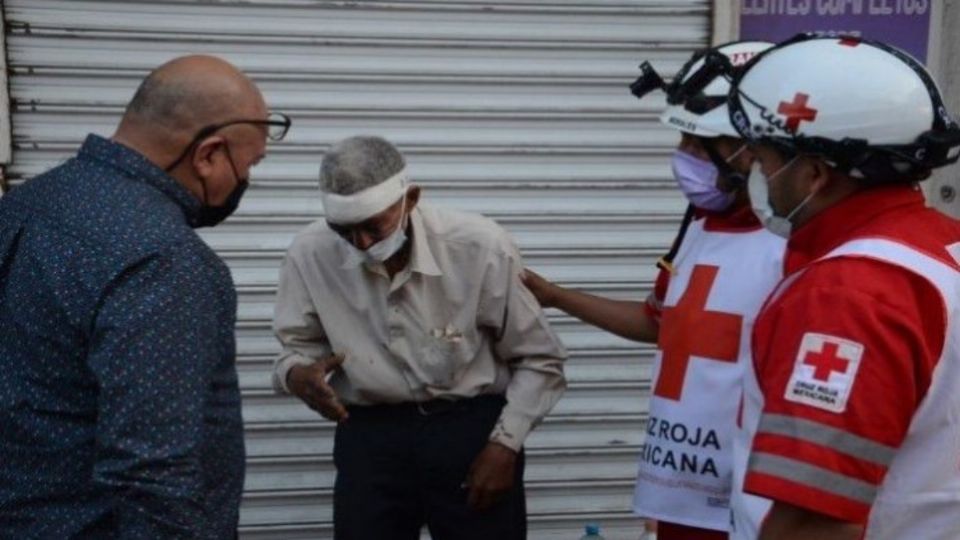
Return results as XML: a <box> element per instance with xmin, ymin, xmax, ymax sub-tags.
<box><xmin>2</xmin><ymin>1</ymin><xmax>709</xmax><ymax>538</ymax></box>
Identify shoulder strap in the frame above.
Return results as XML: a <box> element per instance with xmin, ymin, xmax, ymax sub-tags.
<box><xmin>656</xmin><ymin>204</ymin><xmax>697</xmax><ymax>275</ymax></box>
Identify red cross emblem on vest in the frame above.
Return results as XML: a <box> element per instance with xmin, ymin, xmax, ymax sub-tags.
<box><xmin>777</xmin><ymin>93</ymin><xmax>818</xmax><ymax>132</ymax></box>
<box><xmin>802</xmin><ymin>341</ymin><xmax>849</xmax><ymax>381</ymax></box>
<box><xmin>785</xmin><ymin>333</ymin><xmax>865</xmax><ymax>413</ymax></box>
<box><xmin>655</xmin><ymin>265</ymin><xmax>742</xmax><ymax>401</ymax></box>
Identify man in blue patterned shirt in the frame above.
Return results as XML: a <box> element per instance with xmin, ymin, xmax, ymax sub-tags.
<box><xmin>0</xmin><ymin>55</ymin><xmax>289</xmax><ymax>538</ymax></box>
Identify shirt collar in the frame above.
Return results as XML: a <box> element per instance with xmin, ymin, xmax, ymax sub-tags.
<box><xmin>407</xmin><ymin>207</ymin><xmax>442</xmax><ymax>277</ymax></box>
<box><xmin>336</xmin><ymin>207</ymin><xmax>443</xmax><ymax>277</ymax></box>
<box><xmin>77</xmin><ymin>134</ymin><xmax>202</xmax><ymax>224</ymax></box>
<box><xmin>784</xmin><ymin>184</ymin><xmax>926</xmax><ymax>273</ymax></box>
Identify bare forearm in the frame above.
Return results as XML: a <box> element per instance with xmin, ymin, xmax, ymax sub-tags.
<box><xmin>552</xmin><ymin>287</ymin><xmax>658</xmax><ymax>343</ymax></box>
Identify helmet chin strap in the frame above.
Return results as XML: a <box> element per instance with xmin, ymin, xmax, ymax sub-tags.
<box><xmin>701</xmin><ymin>138</ymin><xmax>747</xmax><ymax>188</ymax></box>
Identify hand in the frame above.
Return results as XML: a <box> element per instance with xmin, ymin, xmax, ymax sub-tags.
<box><xmin>464</xmin><ymin>442</ymin><xmax>517</xmax><ymax>511</ymax></box>
<box><xmin>520</xmin><ymin>268</ymin><xmax>561</xmax><ymax>308</ymax></box>
<box><xmin>287</xmin><ymin>354</ymin><xmax>349</xmax><ymax>422</ymax></box>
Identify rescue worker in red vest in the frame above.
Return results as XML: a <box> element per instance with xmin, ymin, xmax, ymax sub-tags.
<box><xmin>522</xmin><ymin>41</ymin><xmax>782</xmax><ymax>540</ymax></box>
<box><xmin>726</xmin><ymin>34</ymin><xmax>960</xmax><ymax>540</ymax></box>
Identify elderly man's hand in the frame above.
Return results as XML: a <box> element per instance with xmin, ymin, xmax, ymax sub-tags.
<box><xmin>287</xmin><ymin>355</ymin><xmax>349</xmax><ymax>422</ymax></box>
<box><xmin>465</xmin><ymin>442</ymin><xmax>517</xmax><ymax>511</ymax></box>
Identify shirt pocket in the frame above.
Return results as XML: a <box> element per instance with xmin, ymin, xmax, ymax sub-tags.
<box><xmin>417</xmin><ymin>324</ymin><xmax>481</xmax><ymax>387</ymax></box>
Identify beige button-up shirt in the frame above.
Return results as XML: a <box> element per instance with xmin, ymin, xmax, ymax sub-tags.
<box><xmin>272</xmin><ymin>203</ymin><xmax>567</xmax><ymax>450</ymax></box>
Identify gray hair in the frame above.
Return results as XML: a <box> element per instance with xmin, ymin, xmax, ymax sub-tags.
<box><xmin>319</xmin><ymin>136</ymin><xmax>406</xmax><ymax>195</ymax></box>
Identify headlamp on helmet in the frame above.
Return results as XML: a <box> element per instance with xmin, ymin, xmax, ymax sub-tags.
<box><xmin>631</xmin><ymin>41</ymin><xmax>775</xmax><ymax>139</ymax></box>
<box><xmin>630</xmin><ymin>49</ymin><xmax>734</xmax><ymax>112</ymax></box>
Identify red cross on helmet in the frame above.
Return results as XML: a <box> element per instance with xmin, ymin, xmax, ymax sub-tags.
<box><xmin>728</xmin><ymin>33</ymin><xmax>960</xmax><ymax>183</ymax></box>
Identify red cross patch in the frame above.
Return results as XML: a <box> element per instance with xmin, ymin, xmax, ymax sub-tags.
<box><xmin>777</xmin><ymin>93</ymin><xmax>818</xmax><ymax>133</ymax></box>
<box><xmin>784</xmin><ymin>333</ymin><xmax>864</xmax><ymax>413</ymax></box>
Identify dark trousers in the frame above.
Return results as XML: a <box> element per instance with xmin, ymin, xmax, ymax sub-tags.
<box><xmin>657</xmin><ymin>521</ymin><xmax>728</xmax><ymax>540</ymax></box>
<box><xmin>333</xmin><ymin>395</ymin><xmax>526</xmax><ymax>540</ymax></box>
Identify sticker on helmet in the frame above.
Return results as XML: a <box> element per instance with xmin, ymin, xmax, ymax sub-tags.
<box><xmin>667</xmin><ymin>116</ymin><xmax>697</xmax><ymax>132</ymax></box>
<box><xmin>729</xmin><ymin>51</ymin><xmax>760</xmax><ymax>66</ymax></box>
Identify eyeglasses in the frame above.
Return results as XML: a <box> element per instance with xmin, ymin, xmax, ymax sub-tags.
<box><xmin>164</xmin><ymin>111</ymin><xmax>292</xmax><ymax>171</ymax></box>
<box><xmin>326</xmin><ymin>220</ymin><xmax>393</xmax><ymax>244</ymax></box>
<box><xmin>196</xmin><ymin>111</ymin><xmax>292</xmax><ymax>142</ymax></box>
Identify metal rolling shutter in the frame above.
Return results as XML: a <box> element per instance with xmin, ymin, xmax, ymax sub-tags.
<box><xmin>2</xmin><ymin>1</ymin><xmax>709</xmax><ymax>537</ymax></box>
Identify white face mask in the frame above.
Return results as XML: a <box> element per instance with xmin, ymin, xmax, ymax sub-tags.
<box><xmin>359</xmin><ymin>194</ymin><xmax>409</xmax><ymax>264</ymax></box>
<box><xmin>747</xmin><ymin>158</ymin><xmax>815</xmax><ymax>239</ymax></box>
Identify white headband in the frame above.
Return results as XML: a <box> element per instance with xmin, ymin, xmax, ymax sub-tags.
<box><xmin>321</xmin><ymin>168</ymin><xmax>409</xmax><ymax>224</ymax></box>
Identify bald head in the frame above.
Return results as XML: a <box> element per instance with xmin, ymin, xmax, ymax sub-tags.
<box><xmin>115</xmin><ymin>55</ymin><xmax>267</xmax><ymax>159</ymax></box>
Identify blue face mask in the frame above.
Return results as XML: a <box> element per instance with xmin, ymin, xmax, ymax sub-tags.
<box><xmin>671</xmin><ymin>150</ymin><xmax>736</xmax><ymax>212</ymax></box>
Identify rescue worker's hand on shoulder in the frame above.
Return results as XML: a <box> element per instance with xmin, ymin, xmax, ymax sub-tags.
<box><xmin>521</xmin><ymin>268</ymin><xmax>562</xmax><ymax>308</ymax></box>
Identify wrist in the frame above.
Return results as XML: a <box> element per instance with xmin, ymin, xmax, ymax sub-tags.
<box><xmin>545</xmin><ymin>283</ymin><xmax>566</xmax><ymax>309</ymax></box>
<box><xmin>487</xmin><ymin>440</ymin><xmax>519</xmax><ymax>457</ymax></box>
<box><xmin>286</xmin><ymin>364</ymin><xmax>308</xmax><ymax>394</ymax></box>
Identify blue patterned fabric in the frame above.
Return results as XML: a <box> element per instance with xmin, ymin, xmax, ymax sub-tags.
<box><xmin>0</xmin><ymin>135</ymin><xmax>245</xmax><ymax>538</ymax></box>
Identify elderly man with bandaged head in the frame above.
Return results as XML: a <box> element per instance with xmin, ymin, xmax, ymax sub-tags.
<box><xmin>271</xmin><ymin>135</ymin><xmax>567</xmax><ymax>539</ymax></box>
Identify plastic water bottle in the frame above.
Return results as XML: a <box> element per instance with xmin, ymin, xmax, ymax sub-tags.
<box><xmin>579</xmin><ymin>523</ymin><xmax>605</xmax><ymax>539</ymax></box>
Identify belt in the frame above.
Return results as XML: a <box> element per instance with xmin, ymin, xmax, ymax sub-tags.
<box><xmin>347</xmin><ymin>394</ymin><xmax>505</xmax><ymax>418</ymax></box>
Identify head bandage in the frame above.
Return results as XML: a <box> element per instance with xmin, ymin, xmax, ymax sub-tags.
<box><xmin>321</xmin><ymin>169</ymin><xmax>409</xmax><ymax>224</ymax></box>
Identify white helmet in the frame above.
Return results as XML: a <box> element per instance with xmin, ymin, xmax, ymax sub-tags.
<box><xmin>728</xmin><ymin>34</ymin><xmax>960</xmax><ymax>182</ymax></box>
<box><xmin>630</xmin><ymin>41</ymin><xmax>774</xmax><ymax>138</ymax></box>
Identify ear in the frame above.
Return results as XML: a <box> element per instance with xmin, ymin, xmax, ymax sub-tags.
<box><xmin>191</xmin><ymin>136</ymin><xmax>226</xmax><ymax>179</ymax></box>
<box><xmin>807</xmin><ymin>157</ymin><xmax>833</xmax><ymax>193</ymax></box>
<box><xmin>406</xmin><ymin>185</ymin><xmax>422</xmax><ymax>211</ymax></box>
